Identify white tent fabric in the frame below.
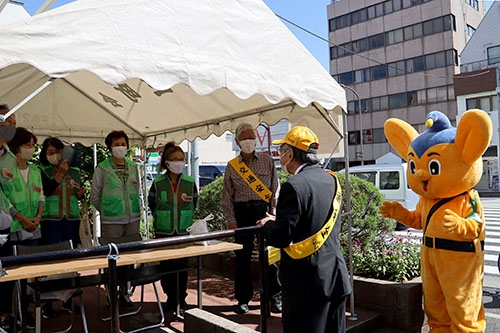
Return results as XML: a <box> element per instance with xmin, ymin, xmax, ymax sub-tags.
<box><xmin>0</xmin><ymin>0</ymin><xmax>346</xmax><ymax>156</ymax></box>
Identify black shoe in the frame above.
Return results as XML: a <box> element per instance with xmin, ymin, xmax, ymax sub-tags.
<box><xmin>0</xmin><ymin>316</ymin><xmax>14</xmax><ymax>333</ymax></box>
<box><xmin>271</xmin><ymin>300</ymin><xmax>282</xmax><ymax>314</ymax></box>
<box><xmin>61</xmin><ymin>299</ymin><xmax>80</xmax><ymax>314</ymax></box>
<box><xmin>119</xmin><ymin>294</ymin><xmax>135</xmax><ymax>309</ymax></box>
<box><xmin>42</xmin><ymin>303</ymin><xmax>56</xmax><ymax>319</ymax></box>
<box><xmin>235</xmin><ymin>303</ymin><xmax>249</xmax><ymax>314</ymax></box>
<box><xmin>18</xmin><ymin>312</ymin><xmax>35</xmax><ymax>330</ymax></box>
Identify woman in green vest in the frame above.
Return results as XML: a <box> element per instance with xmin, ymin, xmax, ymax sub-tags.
<box><xmin>90</xmin><ymin>130</ymin><xmax>141</xmax><ymax>309</ymax></box>
<box><xmin>6</xmin><ymin>127</ymin><xmax>44</xmax><ymax>246</ymax></box>
<box><xmin>148</xmin><ymin>142</ymin><xmax>197</xmax><ymax>313</ymax></box>
<box><xmin>39</xmin><ymin>137</ymin><xmax>85</xmax><ymax>247</ymax></box>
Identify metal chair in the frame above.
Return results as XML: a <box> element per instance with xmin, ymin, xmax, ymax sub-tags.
<box><xmin>13</xmin><ymin>240</ymin><xmax>88</xmax><ymax>333</ymax></box>
<box><xmin>97</xmin><ymin>234</ymin><xmax>164</xmax><ymax>333</ymax></box>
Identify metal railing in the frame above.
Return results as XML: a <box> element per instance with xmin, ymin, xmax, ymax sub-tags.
<box><xmin>460</xmin><ymin>59</ymin><xmax>500</xmax><ymax>73</ymax></box>
<box><xmin>1</xmin><ymin>226</ymin><xmax>268</xmax><ymax>333</ymax></box>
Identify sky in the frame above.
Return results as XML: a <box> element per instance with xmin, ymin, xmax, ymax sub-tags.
<box><xmin>19</xmin><ymin>0</ymin><xmax>497</xmax><ymax>71</ymax></box>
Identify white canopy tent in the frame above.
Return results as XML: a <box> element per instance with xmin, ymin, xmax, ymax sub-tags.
<box><xmin>0</xmin><ymin>0</ymin><xmax>346</xmax><ymax>156</ymax></box>
<box><xmin>0</xmin><ymin>0</ymin><xmax>356</xmax><ymax>319</ymax></box>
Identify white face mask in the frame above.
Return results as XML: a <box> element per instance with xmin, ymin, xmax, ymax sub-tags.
<box><xmin>239</xmin><ymin>139</ymin><xmax>256</xmax><ymax>154</ymax></box>
<box><xmin>112</xmin><ymin>146</ymin><xmax>127</xmax><ymax>159</ymax></box>
<box><xmin>19</xmin><ymin>147</ymin><xmax>35</xmax><ymax>161</ymax></box>
<box><xmin>47</xmin><ymin>153</ymin><xmax>62</xmax><ymax>166</ymax></box>
<box><xmin>280</xmin><ymin>149</ymin><xmax>292</xmax><ymax>175</ymax></box>
<box><xmin>167</xmin><ymin>161</ymin><xmax>185</xmax><ymax>174</ymax></box>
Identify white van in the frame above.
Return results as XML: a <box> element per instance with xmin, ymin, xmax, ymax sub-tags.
<box><xmin>346</xmin><ymin>163</ymin><xmax>420</xmax><ymax>211</ymax></box>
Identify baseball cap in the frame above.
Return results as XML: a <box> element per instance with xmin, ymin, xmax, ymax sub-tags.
<box><xmin>273</xmin><ymin>126</ymin><xmax>319</xmax><ymax>152</ymax></box>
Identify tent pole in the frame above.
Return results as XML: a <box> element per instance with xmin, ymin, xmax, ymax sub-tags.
<box><xmin>141</xmin><ymin>139</ymin><xmax>150</xmax><ymax>240</ymax></box>
<box><xmin>34</xmin><ymin>0</ymin><xmax>57</xmax><ymax>15</ymax></box>
<box><xmin>93</xmin><ymin>144</ymin><xmax>101</xmax><ymax>244</ymax></box>
<box><xmin>343</xmin><ymin>112</ymin><xmax>357</xmax><ymax>321</ymax></box>
<box><xmin>0</xmin><ymin>78</ymin><xmax>55</xmax><ymax>122</ymax></box>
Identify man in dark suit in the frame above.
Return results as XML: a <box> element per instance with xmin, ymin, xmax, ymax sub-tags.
<box><xmin>257</xmin><ymin>126</ymin><xmax>351</xmax><ymax>333</ymax></box>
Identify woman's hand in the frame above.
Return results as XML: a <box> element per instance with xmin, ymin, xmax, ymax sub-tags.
<box><xmin>77</xmin><ymin>186</ymin><xmax>86</xmax><ymax>198</ymax></box>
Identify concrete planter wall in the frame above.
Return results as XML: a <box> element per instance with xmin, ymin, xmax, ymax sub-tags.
<box><xmin>349</xmin><ymin>276</ymin><xmax>424</xmax><ymax>333</ymax></box>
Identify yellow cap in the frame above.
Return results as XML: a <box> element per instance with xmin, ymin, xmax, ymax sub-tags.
<box><xmin>273</xmin><ymin>126</ymin><xmax>320</xmax><ymax>152</ymax></box>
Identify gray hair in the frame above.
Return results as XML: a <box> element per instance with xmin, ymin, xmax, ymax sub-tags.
<box><xmin>284</xmin><ymin>144</ymin><xmax>320</xmax><ymax>165</ymax></box>
<box><xmin>235</xmin><ymin>123</ymin><xmax>254</xmax><ymax>140</ymax></box>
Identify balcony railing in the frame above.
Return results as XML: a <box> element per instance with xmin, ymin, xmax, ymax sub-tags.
<box><xmin>460</xmin><ymin>58</ymin><xmax>500</xmax><ymax>73</ymax></box>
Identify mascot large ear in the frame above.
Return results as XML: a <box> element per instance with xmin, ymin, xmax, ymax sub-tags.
<box><xmin>455</xmin><ymin>109</ymin><xmax>492</xmax><ymax>164</ymax></box>
<box><xmin>384</xmin><ymin>118</ymin><xmax>418</xmax><ymax>159</ymax></box>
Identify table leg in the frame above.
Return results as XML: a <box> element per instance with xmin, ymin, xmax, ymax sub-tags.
<box><xmin>34</xmin><ymin>279</ymin><xmax>41</xmax><ymax>333</ymax></box>
<box><xmin>258</xmin><ymin>230</ymin><xmax>268</xmax><ymax>333</ymax></box>
<box><xmin>107</xmin><ymin>257</ymin><xmax>120</xmax><ymax>333</ymax></box>
<box><xmin>197</xmin><ymin>256</ymin><xmax>202</xmax><ymax>309</ymax></box>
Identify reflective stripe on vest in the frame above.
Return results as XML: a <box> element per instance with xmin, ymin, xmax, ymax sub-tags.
<box><xmin>154</xmin><ymin>173</ymin><xmax>194</xmax><ymax>235</ymax></box>
<box><xmin>0</xmin><ymin>152</ymin><xmax>42</xmax><ymax>232</ymax></box>
<box><xmin>282</xmin><ymin>170</ymin><xmax>342</xmax><ymax>260</ymax></box>
<box><xmin>41</xmin><ymin>165</ymin><xmax>81</xmax><ymax>220</ymax></box>
<box><xmin>229</xmin><ymin>157</ymin><xmax>273</xmax><ymax>203</ymax></box>
<box><xmin>98</xmin><ymin>158</ymin><xmax>141</xmax><ymax>221</ymax></box>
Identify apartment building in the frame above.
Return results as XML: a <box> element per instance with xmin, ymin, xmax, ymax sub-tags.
<box><xmin>327</xmin><ymin>0</ymin><xmax>485</xmax><ymax>165</ymax></box>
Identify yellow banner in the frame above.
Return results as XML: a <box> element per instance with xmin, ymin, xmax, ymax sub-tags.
<box><xmin>229</xmin><ymin>157</ymin><xmax>273</xmax><ymax>203</ymax></box>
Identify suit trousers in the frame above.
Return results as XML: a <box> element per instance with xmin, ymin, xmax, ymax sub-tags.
<box><xmin>234</xmin><ymin>201</ymin><xmax>281</xmax><ymax>305</ymax></box>
<box><xmin>283</xmin><ymin>295</ymin><xmax>346</xmax><ymax>333</ymax></box>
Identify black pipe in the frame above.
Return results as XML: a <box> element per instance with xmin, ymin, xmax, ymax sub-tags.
<box><xmin>1</xmin><ymin>226</ymin><xmax>261</xmax><ymax>268</ymax></box>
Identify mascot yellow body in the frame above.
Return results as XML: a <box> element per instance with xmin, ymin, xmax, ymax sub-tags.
<box><xmin>379</xmin><ymin>110</ymin><xmax>492</xmax><ymax>332</ymax></box>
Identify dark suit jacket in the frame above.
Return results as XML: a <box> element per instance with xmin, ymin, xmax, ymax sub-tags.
<box><xmin>263</xmin><ymin>164</ymin><xmax>351</xmax><ymax>306</ymax></box>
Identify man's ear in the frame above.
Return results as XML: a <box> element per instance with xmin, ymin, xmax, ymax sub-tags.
<box><xmin>384</xmin><ymin>118</ymin><xmax>418</xmax><ymax>160</ymax></box>
<box><xmin>455</xmin><ymin>109</ymin><xmax>492</xmax><ymax>164</ymax></box>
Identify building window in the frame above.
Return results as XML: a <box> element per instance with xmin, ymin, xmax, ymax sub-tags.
<box><xmin>389</xmin><ymin>93</ymin><xmax>407</xmax><ymax>109</ymax></box>
<box><xmin>388</xmin><ymin>60</ymin><xmax>405</xmax><ymax>77</ymax></box>
<box><xmin>369</xmin><ymin>33</ymin><xmax>385</xmax><ymax>49</ymax></box>
<box><xmin>466</xmin><ymin>96</ymin><xmax>496</xmax><ymax>111</ymax></box>
<box><xmin>465</xmin><ymin>0</ymin><xmax>478</xmax><ymax>10</ymax></box>
<box><xmin>339</xmin><ymin>72</ymin><xmax>354</xmax><ymax>85</ymax></box>
<box><xmin>466</xmin><ymin>24</ymin><xmax>476</xmax><ymax>36</ymax></box>
<box><xmin>329</xmin><ymin>0</ymin><xmax>433</xmax><ymax>32</ymax></box>
<box><xmin>487</xmin><ymin>45</ymin><xmax>500</xmax><ymax>65</ymax></box>
<box><xmin>370</xmin><ymin>64</ymin><xmax>387</xmax><ymax>81</ymax></box>
<box><xmin>407</xmin><ymin>91</ymin><xmax>418</xmax><ymax>106</ymax></box>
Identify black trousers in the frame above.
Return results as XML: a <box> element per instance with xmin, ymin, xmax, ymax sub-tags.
<box><xmin>283</xmin><ymin>295</ymin><xmax>347</xmax><ymax>333</ymax></box>
<box><xmin>234</xmin><ymin>201</ymin><xmax>281</xmax><ymax>305</ymax></box>
<box><xmin>159</xmin><ymin>258</ymin><xmax>188</xmax><ymax>307</ymax></box>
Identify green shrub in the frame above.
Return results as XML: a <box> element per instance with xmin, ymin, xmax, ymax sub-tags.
<box><xmin>352</xmin><ymin>234</ymin><xmax>421</xmax><ymax>282</ymax></box>
<box><xmin>194</xmin><ymin>176</ymin><xmax>226</xmax><ymax>231</ymax></box>
<box><xmin>336</xmin><ymin>172</ymin><xmax>395</xmax><ymax>250</ymax></box>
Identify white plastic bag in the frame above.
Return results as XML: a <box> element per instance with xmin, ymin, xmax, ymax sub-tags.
<box><xmin>187</xmin><ymin>214</ymin><xmax>213</xmax><ymax>246</ymax></box>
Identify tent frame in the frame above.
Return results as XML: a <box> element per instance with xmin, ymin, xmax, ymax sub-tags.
<box><xmin>4</xmin><ymin>75</ymin><xmax>356</xmax><ymax>322</ymax></box>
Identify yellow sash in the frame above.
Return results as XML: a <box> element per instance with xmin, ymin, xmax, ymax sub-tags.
<box><xmin>229</xmin><ymin>157</ymin><xmax>273</xmax><ymax>203</ymax></box>
<box><xmin>283</xmin><ymin>170</ymin><xmax>342</xmax><ymax>260</ymax></box>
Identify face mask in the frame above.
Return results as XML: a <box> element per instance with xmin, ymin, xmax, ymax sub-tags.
<box><xmin>167</xmin><ymin>161</ymin><xmax>185</xmax><ymax>174</ymax></box>
<box><xmin>0</xmin><ymin>124</ymin><xmax>16</xmax><ymax>142</ymax></box>
<box><xmin>19</xmin><ymin>147</ymin><xmax>35</xmax><ymax>160</ymax></box>
<box><xmin>280</xmin><ymin>150</ymin><xmax>292</xmax><ymax>175</ymax></box>
<box><xmin>239</xmin><ymin>139</ymin><xmax>256</xmax><ymax>154</ymax></box>
<box><xmin>47</xmin><ymin>153</ymin><xmax>62</xmax><ymax>166</ymax></box>
<box><xmin>112</xmin><ymin>146</ymin><xmax>127</xmax><ymax>159</ymax></box>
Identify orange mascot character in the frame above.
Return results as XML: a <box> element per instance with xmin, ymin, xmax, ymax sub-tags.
<box><xmin>379</xmin><ymin>110</ymin><xmax>492</xmax><ymax>332</ymax></box>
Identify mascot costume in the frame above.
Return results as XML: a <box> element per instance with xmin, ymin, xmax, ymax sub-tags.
<box><xmin>379</xmin><ymin>110</ymin><xmax>492</xmax><ymax>332</ymax></box>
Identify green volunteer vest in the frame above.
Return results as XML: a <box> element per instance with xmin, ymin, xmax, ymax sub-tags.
<box><xmin>98</xmin><ymin>158</ymin><xmax>141</xmax><ymax>221</ymax></box>
<box><xmin>153</xmin><ymin>173</ymin><xmax>194</xmax><ymax>235</ymax></box>
<box><xmin>40</xmin><ymin>165</ymin><xmax>81</xmax><ymax>221</ymax></box>
<box><xmin>0</xmin><ymin>152</ymin><xmax>41</xmax><ymax>232</ymax></box>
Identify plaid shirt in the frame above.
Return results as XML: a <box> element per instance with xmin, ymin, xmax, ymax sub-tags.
<box><xmin>222</xmin><ymin>152</ymin><xmax>279</xmax><ymax>227</ymax></box>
